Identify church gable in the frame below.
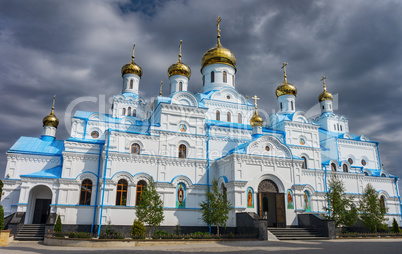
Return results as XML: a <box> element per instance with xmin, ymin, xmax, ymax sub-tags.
<box><xmin>171</xmin><ymin>92</ymin><xmax>198</xmax><ymax>107</ymax></box>
<box><xmin>247</xmin><ymin>135</ymin><xmax>292</xmax><ymax>159</ymax></box>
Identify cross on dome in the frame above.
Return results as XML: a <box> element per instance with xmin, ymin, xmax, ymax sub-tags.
<box><xmin>178</xmin><ymin>40</ymin><xmax>182</xmax><ymax>63</ymax></box>
<box><xmin>281</xmin><ymin>62</ymin><xmax>288</xmax><ymax>81</ymax></box>
<box><xmin>216</xmin><ymin>16</ymin><xmax>222</xmax><ymax>46</ymax></box>
<box><xmin>252</xmin><ymin>95</ymin><xmax>260</xmax><ymax>108</ymax></box>
<box><xmin>159</xmin><ymin>81</ymin><xmax>163</xmax><ymax>96</ymax></box>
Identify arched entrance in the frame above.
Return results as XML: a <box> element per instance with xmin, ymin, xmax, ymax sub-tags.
<box><xmin>258</xmin><ymin>179</ymin><xmax>286</xmax><ymax>227</ymax></box>
<box><xmin>27</xmin><ymin>185</ymin><xmax>52</xmax><ymax>224</ymax></box>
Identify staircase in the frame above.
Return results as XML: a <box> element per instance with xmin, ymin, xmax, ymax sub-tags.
<box><xmin>268</xmin><ymin>227</ymin><xmax>328</xmax><ymax>240</ymax></box>
<box><xmin>15</xmin><ymin>224</ymin><xmax>46</xmax><ymax>241</ymax></box>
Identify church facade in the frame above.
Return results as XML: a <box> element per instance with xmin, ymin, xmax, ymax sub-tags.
<box><xmin>2</xmin><ymin>18</ymin><xmax>401</xmax><ymax>234</ymax></box>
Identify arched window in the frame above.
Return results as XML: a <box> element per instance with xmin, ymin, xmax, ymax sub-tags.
<box><xmin>364</xmin><ymin>172</ymin><xmax>369</xmax><ymax>176</ymax></box>
<box><xmin>127</xmin><ymin>107</ymin><xmax>131</xmax><ymax>116</ymax></box>
<box><xmin>238</xmin><ymin>113</ymin><xmax>242</xmax><ymax>124</ymax></box>
<box><xmin>116</xmin><ymin>179</ymin><xmax>128</xmax><ymax>206</ymax></box>
<box><xmin>380</xmin><ymin>195</ymin><xmax>386</xmax><ymax>213</ymax></box>
<box><xmin>131</xmin><ymin>143</ymin><xmax>140</xmax><ymax>154</ymax></box>
<box><xmin>280</xmin><ymin>102</ymin><xmax>283</xmax><ymax>111</ymax></box>
<box><xmin>227</xmin><ymin>112</ymin><xmax>231</xmax><ymax>122</ymax></box>
<box><xmin>301</xmin><ymin>156</ymin><xmax>307</xmax><ymax>169</ymax></box>
<box><xmin>178</xmin><ymin>144</ymin><xmax>187</xmax><ymax>159</ymax></box>
<box><xmin>130</xmin><ymin>79</ymin><xmax>133</xmax><ymax>89</ymax></box>
<box><xmin>223</xmin><ymin>71</ymin><xmax>227</xmax><ymax>83</ymax></box>
<box><xmin>211</xmin><ymin>71</ymin><xmax>215</xmax><ymax>83</ymax></box>
<box><xmin>221</xmin><ymin>183</ymin><xmax>227</xmax><ymax>201</ymax></box>
<box><xmin>337</xmin><ymin>123</ymin><xmax>340</xmax><ymax>131</ymax></box>
<box><xmin>179</xmin><ymin>81</ymin><xmax>183</xmax><ymax>91</ymax></box>
<box><xmin>322</xmin><ymin>105</ymin><xmax>325</xmax><ymax>110</ymax></box>
<box><xmin>133</xmin><ymin>109</ymin><xmax>136</xmax><ymax>117</ymax></box>
<box><xmin>136</xmin><ymin>180</ymin><xmax>147</xmax><ymax>206</ymax></box>
<box><xmin>340</xmin><ymin>125</ymin><xmax>343</xmax><ymax>131</ymax></box>
<box><xmin>216</xmin><ymin>111</ymin><xmax>220</xmax><ymax>121</ymax></box>
<box><xmin>334</xmin><ymin>124</ymin><xmax>336</xmax><ymax>130</ymax></box>
<box><xmin>381</xmin><ymin>173</ymin><xmax>386</xmax><ymax>177</ymax></box>
<box><xmin>203</xmin><ymin>76</ymin><xmax>205</xmax><ymax>86</ymax></box>
<box><xmin>291</xmin><ymin>101</ymin><xmax>294</xmax><ymax>110</ymax></box>
<box><xmin>343</xmin><ymin>164</ymin><xmax>348</xmax><ymax>172</ymax></box>
<box><xmin>232</xmin><ymin>75</ymin><xmax>235</xmax><ymax>86</ymax></box>
<box><xmin>79</xmin><ymin>179</ymin><xmax>92</xmax><ymax>205</ymax></box>
<box><xmin>122</xmin><ymin>108</ymin><xmax>126</xmax><ymax>115</ymax></box>
<box><xmin>331</xmin><ymin>163</ymin><xmax>337</xmax><ymax>172</ymax></box>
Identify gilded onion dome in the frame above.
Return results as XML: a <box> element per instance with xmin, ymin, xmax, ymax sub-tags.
<box><xmin>201</xmin><ymin>17</ymin><xmax>236</xmax><ymax>72</ymax></box>
<box><xmin>276</xmin><ymin>62</ymin><xmax>297</xmax><ymax>97</ymax></box>
<box><xmin>168</xmin><ymin>40</ymin><xmax>191</xmax><ymax>79</ymax></box>
<box><xmin>250</xmin><ymin>95</ymin><xmax>264</xmax><ymax>127</ymax></box>
<box><xmin>121</xmin><ymin>43</ymin><xmax>143</xmax><ymax>77</ymax></box>
<box><xmin>318</xmin><ymin>76</ymin><xmax>333</xmax><ymax>102</ymax></box>
<box><xmin>43</xmin><ymin>95</ymin><xmax>59</xmax><ymax>128</ymax></box>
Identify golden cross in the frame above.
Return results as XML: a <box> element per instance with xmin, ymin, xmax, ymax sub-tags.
<box><xmin>52</xmin><ymin>95</ymin><xmax>56</xmax><ymax>109</ymax></box>
<box><xmin>252</xmin><ymin>95</ymin><xmax>260</xmax><ymax>108</ymax></box>
<box><xmin>216</xmin><ymin>16</ymin><xmax>222</xmax><ymax>45</ymax></box>
<box><xmin>321</xmin><ymin>76</ymin><xmax>326</xmax><ymax>85</ymax></box>
<box><xmin>178</xmin><ymin>40</ymin><xmax>182</xmax><ymax>62</ymax></box>
<box><xmin>159</xmin><ymin>81</ymin><xmax>163</xmax><ymax>96</ymax></box>
<box><xmin>281</xmin><ymin>62</ymin><xmax>288</xmax><ymax>75</ymax></box>
<box><xmin>131</xmin><ymin>43</ymin><xmax>136</xmax><ymax>62</ymax></box>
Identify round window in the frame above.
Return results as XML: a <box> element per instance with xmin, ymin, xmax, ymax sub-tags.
<box><xmin>299</xmin><ymin>138</ymin><xmax>305</xmax><ymax>145</ymax></box>
<box><xmin>227</xmin><ymin>95</ymin><xmax>231</xmax><ymax>99</ymax></box>
<box><xmin>91</xmin><ymin>131</ymin><xmax>99</xmax><ymax>138</ymax></box>
<box><xmin>361</xmin><ymin>159</ymin><xmax>366</xmax><ymax>166</ymax></box>
<box><xmin>265</xmin><ymin>146</ymin><xmax>270</xmax><ymax>151</ymax></box>
<box><xmin>348</xmin><ymin>158</ymin><xmax>353</xmax><ymax>165</ymax></box>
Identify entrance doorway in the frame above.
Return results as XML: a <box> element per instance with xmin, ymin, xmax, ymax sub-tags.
<box><xmin>27</xmin><ymin>185</ymin><xmax>53</xmax><ymax>224</ymax></box>
<box><xmin>257</xmin><ymin>179</ymin><xmax>286</xmax><ymax>227</ymax></box>
<box><xmin>32</xmin><ymin>199</ymin><xmax>51</xmax><ymax>224</ymax></box>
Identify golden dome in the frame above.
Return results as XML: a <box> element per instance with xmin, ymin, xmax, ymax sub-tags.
<box><xmin>121</xmin><ymin>43</ymin><xmax>143</xmax><ymax>77</ymax></box>
<box><xmin>276</xmin><ymin>62</ymin><xmax>297</xmax><ymax>97</ymax></box>
<box><xmin>201</xmin><ymin>16</ymin><xmax>236</xmax><ymax>71</ymax></box>
<box><xmin>250</xmin><ymin>109</ymin><xmax>264</xmax><ymax>127</ymax></box>
<box><xmin>43</xmin><ymin>96</ymin><xmax>59</xmax><ymax>128</ymax></box>
<box><xmin>201</xmin><ymin>44</ymin><xmax>236</xmax><ymax>71</ymax></box>
<box><xmin>318</xmin><ymin>77</ymin><xmax>333</xmax><ymax>102</ymax></box>
<box><xmin>168</xmin><ymin>40</ymin><xmax>191</xmax><ymax>78</ymax></box>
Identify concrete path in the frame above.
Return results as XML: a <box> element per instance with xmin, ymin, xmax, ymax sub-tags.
<box><xmin>1</xmin><ymin>239</ymin><xmax>402</xmax><ymax>253</ymax></box>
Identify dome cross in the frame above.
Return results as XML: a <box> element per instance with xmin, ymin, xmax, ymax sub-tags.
<box><xmin>321</xmin><ymin>76</ymin><xmax>327</xmax><ymax>90</ymax></box>
<box><xmin>216</xmin><ymin>16</ymin><xmax>222</xmax><ymax>46</ymax></box>
<box><xmin>281</xmin><ymin>62</ymin><xmax>288</xmax><ymax>81</ymax></box>
<box><xmin>178</xmin><ymin>40</ymin><xmax>183</xmax><ymax>63</ymax></box>
<box><xmin>159</xmin><ymin>81</ymin><xmax>163</xmax><ymax>96</ymax></box>
<box><xmin>252</xmin><ymin>95</ymin><xmax>260</xmax><ymax>108</ymax></box>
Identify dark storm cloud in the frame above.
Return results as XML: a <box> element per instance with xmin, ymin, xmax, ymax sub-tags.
<box><xmin>1</xmin><ymin>0</ymin><xmax>402</xmax><ymax>188</ymax></box>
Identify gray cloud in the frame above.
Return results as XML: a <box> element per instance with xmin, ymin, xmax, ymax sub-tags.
<box><xmin>1</xmin><ymin>0</ymin><xmax>402</xmax><ymax>189</ymax></box>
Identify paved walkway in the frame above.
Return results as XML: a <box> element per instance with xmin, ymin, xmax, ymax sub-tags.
<box><xmin>1</xmin><ymin>239</ymin><xmax>402</xmax><ymax>253</ymax></box>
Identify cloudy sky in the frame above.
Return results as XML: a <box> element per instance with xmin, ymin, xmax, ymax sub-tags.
<box><xmin>1</xmin><ymin>0</ymin><xmax>402</xmax><ymax>187</ymax></box>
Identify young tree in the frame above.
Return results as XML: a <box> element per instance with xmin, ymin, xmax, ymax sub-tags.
<box><xmin>323</xmin><ymin>175</ymin><xmax>358</xmax><ymax>228</ymax></box>
<box><xmin>54</xmin><ymin>214</ymin><xmax>62</xmax><ymax>234</ymax></box>
<box><xmin>199</xmin><ymin>178</ymin><xmax>231</xmax><ymax>236</ymax></box>
<box><xmin>135</xmin><ymin>179</ymin><xmax>164</xmax><ymax>235</ymax></box>
<box><xmin>391</xmin><ymin>218</ymin><xmax>401</xmax><ymax>233</ymax></box>
<box><xmin>359</xmin><ymin>183</ymin><xmax>388</xmax><ymax>233</ymax></box>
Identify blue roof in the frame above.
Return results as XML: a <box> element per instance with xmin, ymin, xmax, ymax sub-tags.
<box><xmin>8</xmin><ymin>137</ymin><xmax>64</xmax><ymax>156</ymax></box>
<box><xmin>21</xmin><ymin>166</ymin><xmax>62</xmax><ymax>178</ymax></box>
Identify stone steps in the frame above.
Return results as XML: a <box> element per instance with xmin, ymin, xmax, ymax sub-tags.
<box><xmin>268</xmin><ymin>227</ymin><xmax>328</xmax><ymax>240</ymax></box>
<box><xmin>15</xmin><ymin>224</ymin><xmax>46</xmax><ymax>241</ymax></box>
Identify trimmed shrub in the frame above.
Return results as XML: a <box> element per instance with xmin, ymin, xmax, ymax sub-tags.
<box><xmin>152</xmin><ymin>230</ymin><xmax>169</xmax><ymax>239</ymax></box>
<box><xmin>391</xmin><ymin>218</ymin><xmax>402</xmax><ymax>233</ymax></box>
<box><xmin>99</xmin><ymin>221</ymin><xmax>124</xmax><ymax>239</ymax></box>
<box><xmin>54</xmin><ymin>215</ymin><xmax>62</xmax><ymax>234</ymax></box>
<box><xmin>131</xmin><ymin>219</ymin><xmax>146</xmax><ymax>239</ymax></box>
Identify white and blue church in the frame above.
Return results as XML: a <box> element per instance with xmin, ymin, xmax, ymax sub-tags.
<box><xmin>1</xmin><ymin>18</ymin><xmax>401</xmax><ymax>236</ymax></box>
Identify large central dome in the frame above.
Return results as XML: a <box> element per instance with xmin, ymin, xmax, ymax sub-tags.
<box><xmin>201</xmin><ymin>17</ymin><xmax>236</xmax><ymax>72</ymax></box>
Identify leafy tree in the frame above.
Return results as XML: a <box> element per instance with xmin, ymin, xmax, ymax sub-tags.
<box><xmin>323</xmin><ymin>175</ymin><xmax>358</xmax><ymax>228</ymax></box>
<box><xmin>131</xmin><ymin>219</ymin><xmax>146</xmax><ymax>239</ymax></box>
<box><xmin>391</xmin><ymin>218</ymin><xmax>401</xmax><ymax>233</ymax></box>
<box><xmin>359</xmin><ymin>184</ymin><xmax>388</xmax><ymax>233</ymax></box>
<box><xmin>54</xmin><ymin>214</ymin><xmax>62</xmax><ymax>233</ymax></box>
<box><xmin>199</xmin><ymin>178</ymin><xmax>231</xmax><ymax>236</ymax></box>
<box><xmin>0</xmin><ymin>204</ymin><xmax>4</xmax><ymax>230</ymax></box>
<box><xmin>135</xmin><ymin>179</ymin><xmax>164</xmax><ymax>235</ymax></box>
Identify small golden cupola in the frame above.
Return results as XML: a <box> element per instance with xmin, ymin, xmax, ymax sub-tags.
<box><xmin>121</xmin><ymin>43</ymin><xmax>143</xmax><ymax>78</ymax></box>
<box><xmin>201</xmin><ymin>16</ymin><xmax>236</xmax><ymax>72</ymax></box>
<box><xmin>250</xmin><ymin>95</ymin><xmax>264</xmax><ymax>127</ymax></box>
<box><xmin>168</xmin><ymin>40</ymin><xmax>191</xmax><ymax>79</ymax></box>
<box><xmin>276</xmin><ymin>62</ymin><xmax>297</xmax><ymax>98</ymax></box>
<box><xmin>318</xmin><ymin>76</ymin><xmax>333</xmax><ymax>102</ymax></box>
<box><xmin>43</xmin><ymin>95</ymin><xmax>59</xmax><ymax>128</ymax></box>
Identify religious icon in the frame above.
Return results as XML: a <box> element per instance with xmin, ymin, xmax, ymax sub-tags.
<box><xmin>304</xmin><ymin>191</ymin><xmax>310</xmax><ymax>212</ymax></box>
<box><xmin>287</xmin><ymin>189</ymin><xmax>294</xmax><ymax>209</ymax></box>
<box><xmin>247</xmin><ymin>187</ymin><xmax>253</xmax><ymax>208</ymax></box>
<box><xmin>179</xmin><ymin>124</ymin><xmax>187</xmax><ymax>132</ymax></box>
<box><xmin>300</xmin><ymin>138</ymin><xmax>305</xmax><ymax>145</ymax></box>
<box><xmin>176</xmin><ymin>184</ymin><xmax>185</xmax><ymax>208</ymax></box>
